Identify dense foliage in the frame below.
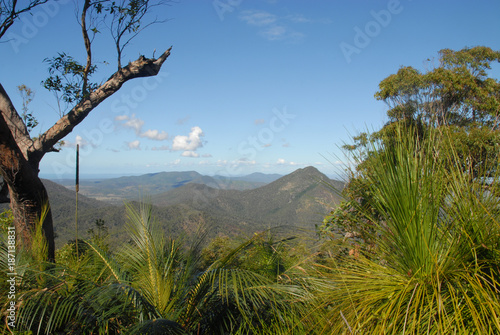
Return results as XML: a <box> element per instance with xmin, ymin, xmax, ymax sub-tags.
<box><xmin>317</xmin><ymin>124</ymin><xmax>500</xmax><ymax>333</ymax></box>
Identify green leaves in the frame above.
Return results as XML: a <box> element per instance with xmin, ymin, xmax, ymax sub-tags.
<box><xmin>440</xmin><ymin>46</ymin><xmax>500</xmax><ymax>78</ymax></box>
<box><xmin>17</xmin><ymin>84</ymin><xmax>38</xmax><ymax>133</ymax></box>
<box><xmin>41</xmin><ymin>52</ymin><xmax>98</xmax><ymax>112</ymax></box>
<box><xmin>316</xmin><ymin>123</ymin><xmax>500</xmax><ymax>334</ymax></box>
<box><xmin>375</xmin><ymin>46</ymin><xmax>500</xmax><ymax>128</ymax></box>
<box><xmin>5</xmin><ymin>202</ymin><xmax>314</xmax><ymax>334</ymax></box>
<box><xmin>317</xmin><ymin>46</ymin><xmax>500</xmax><ymax>333</ymax></box>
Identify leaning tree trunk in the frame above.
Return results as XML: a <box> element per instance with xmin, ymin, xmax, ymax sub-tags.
<box><xmin>5</xmin><ymin>172</ymin><xmax>55</xmax><ymax>261</ymax></box>
<box><xmin>0</xmin><ymin>111</ymin><xmax>55</xmax><ymax>260</ymax></box>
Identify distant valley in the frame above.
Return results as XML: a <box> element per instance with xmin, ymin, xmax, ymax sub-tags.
<box><xmin>33</xmin><ymin>167</ymin><xmax>344</xmax><ymax>248</ymax></box>
<box><xmin>56</xmin><ymin>171</ymin><xmax>284</xmax><ymax>204</ymax></box>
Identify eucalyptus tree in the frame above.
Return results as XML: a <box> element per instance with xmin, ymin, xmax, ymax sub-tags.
<box><xmin>320</xmin><ymin>46</ymin><xmax>500</xmax><ymax>244</ymax></box>
<box><xmin>376</xmin><ymin>46</ymin><xmax>500</xmax><ymax>128</ymax></box>
<box><xmin>0</xmin><ymin>0</ymin><xmax>171</xmax><ymax>260</ymax></box>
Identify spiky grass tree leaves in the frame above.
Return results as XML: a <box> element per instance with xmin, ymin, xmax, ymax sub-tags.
<box><xmin>6</xmin><ymin>199</ymin><xmax>313</xmax><ymax>334</ymax></box>
<box><xmin>125</xmin><ymin>318</ymin><xmax>186</xmax><ymax>335</ymax></box>
<box><xmin>316</xmin><ymin>124</ymin><xmax>500</xmax><ymax>334</ymax></box>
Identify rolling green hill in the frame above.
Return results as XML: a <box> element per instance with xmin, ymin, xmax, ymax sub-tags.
<box><xmin>42</xmin><ymin>180</ymin><xmax>224</xmax><ymax>249</ymax></box>
<box><xmin>152</xmin><ymin>166</ymin><xmax>344</xmax><ymax>234</ymax></box>
<box><xmin>2</xmin><ymin>167</ymin><xmax>343</xmax><ymax>249</ymax></box>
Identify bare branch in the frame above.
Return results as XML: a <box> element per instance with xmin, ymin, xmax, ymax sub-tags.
<box><xmin>80</xmin><ymin>0</ymin><xmax>93</xmax><ymax>94</ymax></box>
<box><xmin>0</xmin><ymin>0</ymin><xmax>48</xmax><ymax>39</ymax></box>
<box><xmin>0</xmin><ymin>83</ymin><xmax>33</xmax><ymax>156</ymax></box>
<box><xmin>31</xmin><ymin>47</ymin><xmax>172</xmax><ymax>161</ymax></box>
<box><xmin>108</xmin><ymin>0</ymin><xmax>170</xmax><ymax>69</ymax></box>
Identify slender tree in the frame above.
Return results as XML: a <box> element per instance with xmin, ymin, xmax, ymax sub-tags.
<box><xmin>0</xmin><ymin>0</ymin><xmax>171</xmax><ymax>260</ymax></box>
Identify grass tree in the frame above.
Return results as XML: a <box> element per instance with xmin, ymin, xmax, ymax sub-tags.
<box><xmin>313</xmin><ymin>124</ymin><xmax>500</xmax><ymax>334</ymax></box>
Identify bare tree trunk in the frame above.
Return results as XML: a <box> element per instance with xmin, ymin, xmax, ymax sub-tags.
<box><xmin>0</xmin><ymin>110</ymin><xmax>55</xmax><ymax>260</ymax></box>
<box><xmin>7</xmin><ymin>174</ymin><xmax>55</xmax><ymax>261</ymax></box>
<box><xmin>0</xmin><ymin>176</ymin><xmax>9</xmax><ymax>203</ymax></box>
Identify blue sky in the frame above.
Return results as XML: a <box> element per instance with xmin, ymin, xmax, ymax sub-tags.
<box><xmin>1</xmin><ymin>0</ymin><xmax>499</xmax><ymax>180</ymax></box>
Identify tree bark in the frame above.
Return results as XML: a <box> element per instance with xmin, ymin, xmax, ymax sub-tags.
<box><xmin>0</xmin><ymin>48</ymin><xmax>171</xmax><ymax>262</ymax></box>
<box><xmin>32</xmin><ymin>47</ymin><xmax>172</xmax><ymax>160</ymax></box>
<box><xmin>0</xmin><ymin>176</ymin><xmax>10</xmax><ymax>203</ymax></box>
<box><xmin>0</xmin><ymin>109</ymin><xmax>55</xmax><ymax>260</ymax></box>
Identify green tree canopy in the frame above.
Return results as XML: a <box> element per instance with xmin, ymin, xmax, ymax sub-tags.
<box><xmin>321</xmin><ymin>46</ymin><xmax>500</xmax><ymax>243</ymax></box>
<box><xmin>375</xmin><ymin>46</ymin><xmax>500</xmax><ymax>128</ymax></box>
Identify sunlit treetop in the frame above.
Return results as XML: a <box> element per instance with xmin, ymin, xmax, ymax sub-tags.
<box><xmin>375</xmin><ymin>46</ymin><xmax>500</xmax><ymax>128</ymax></box>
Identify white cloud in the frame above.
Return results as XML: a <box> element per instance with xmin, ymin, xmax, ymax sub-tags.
<box><xmin>176</xmin><ymin>116</ymin><xmax>190</xmax><ymax>125</ymax></box>
<box><xmin>261</xmin><ymin>25</ymin><xmax>287</xmax><ymax>40</ymax></box>
<box><xmin>240</xmin><ymin>10</ymin><xmax>277</xmax><ymax>26</ymax></box>
<box><xmin>163</xmin><ymin>159</ymin><xmax>182</xmax><ymax>167</ymax></box>
<box><xmin>115</xmin><ymin>115</ymin><xmax>129</xmax><ymax>121</ymax></box>
<box><xmin>75</xmin><ymin>135</ymin><xmax>86</xmax><ymax>146</ymax></box>
<box><xmin>181</xmin><ymin>151</ymin><xmax>200</xmax><ymax>158</ymax></box>
<box><xmin>214</xmin><ymin>159</ymin><xmax>256</xmax><ymax>168</ymax></box>
<box><xmin>240</xmin><ymin>10</ymin><xmax>306</xmax><ymax>42</ymax></box>
<box><xmin>141</xmin><ymin>129</ymin><xmax>169</xmax><ymax>141</ymax></box>
<box><xmin>172</xmin><ymin>126</ymin><xmax>204</xmax><ymax>153</ymax></box>
<box><xmin>217</xmin><ymin>160</ymin><xmax>228</xmax><ymax>167</ymax></box>
<box><xmin>286</xmin><ymin>14</ymin><xmax>311</xmax><ymax>23</ymax></box>
<box><xmin>63</xmin><ymin>135</ymin><xmax>90</xmax><ymax>148</ymax></box>
<box><xmin>202</xmin><ymin>154</ymin><xmax>213</xmax><ymax>158</ymax></box>
<box><xmin>127</xmin><ymin>140</ymin><xmax>141</xmax><ymax>150</ymax></box>
<box><xmin>276</xmin><ymin>158</ymin><xmax>298</xmax><ymax>166</ymax></box>
<box><xmin>287</xmin><ymin>31</ymin><xmax>306</xmax><ymax>43</ymax></box>
<box><xmin>116</xmin><ymin>114</ymin><xmax>144</xmax><ymax>135</ymax></box>
<box><xmin>235</xmin><ymin>159</ymin><xmax>256</xmax><ymax>166</ymax></box>
<box><xmin>116</xmin><ymin>114</ymin><xmax>168</xmax><ymax>142</ymax></box>
<box><xmin>152</xmin><ymin>145</ymin><xmax>170</xmax><ymax>151</ymax></box>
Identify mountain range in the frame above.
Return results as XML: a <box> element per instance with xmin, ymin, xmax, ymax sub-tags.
<box><xmin>6</xmin><ymin>167</ymin><xmax>344</xmax><ymax>248</ymax></box>
<box><xmin>56</xmin><ymin>171</ymin><xmax>284</xmax><ymax>204</ymax></box>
